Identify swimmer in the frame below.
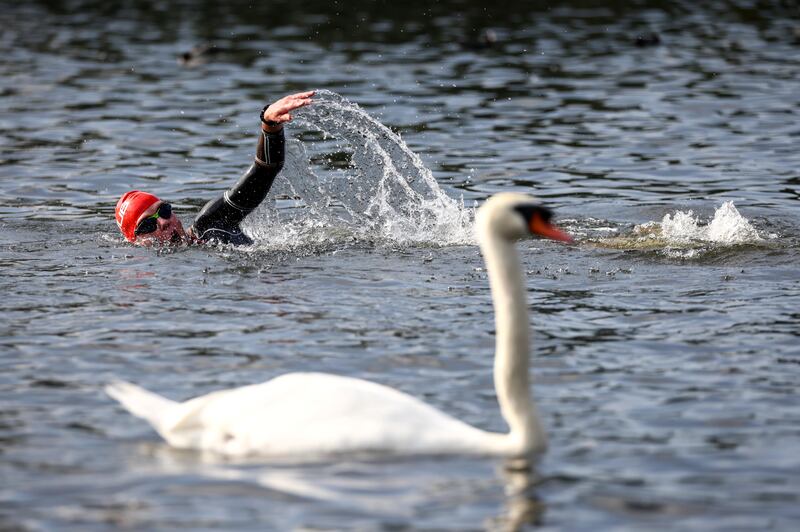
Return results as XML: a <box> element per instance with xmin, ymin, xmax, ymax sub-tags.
<box><xmin>115</xmin><ymin>91</ymin><xmax>315</xmax><ymax>246</ymax></box>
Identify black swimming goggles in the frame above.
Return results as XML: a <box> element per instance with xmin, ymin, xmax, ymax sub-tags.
<box><xmin>134</xmin><ymin>202</ymin><xmax>172</xmax><ymax>236</ymax></box>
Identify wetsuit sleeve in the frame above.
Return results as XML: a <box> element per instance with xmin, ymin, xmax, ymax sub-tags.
<box><xmin>190</xmin><ymin>129</ymin><xmax>285</xmax><ymax>245</ymax></box>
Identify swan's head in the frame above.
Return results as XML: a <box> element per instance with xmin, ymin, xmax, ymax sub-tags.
<box><xmin>476</xmin><ymin>193</ymin><xmax>573</xmax><ymax>243</ymax></box>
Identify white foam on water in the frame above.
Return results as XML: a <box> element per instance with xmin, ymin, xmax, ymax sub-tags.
<box><xmin>243</xmin><ymin>90</ymin><xmax>474</xmax><ymax>250</ymax></box>
<box><xmin>622</xmin><ymin>201</ymin><xmax>764</xmax><ymax>258</ymax></box>
<box><xmin>705</xmin><ymin>201</ymin><xmax>762</xmax><ymax>243</ymax></box>
<box><xmin>658</xmin><ymin>201</ymin><xmax>761</xmax><ymax>245</ymax></box>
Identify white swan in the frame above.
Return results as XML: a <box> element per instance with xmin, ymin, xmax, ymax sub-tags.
<box><xmin>106</xmin><ymin>193</ymin><xmax>573</xmax><ymax>458</ymax></box>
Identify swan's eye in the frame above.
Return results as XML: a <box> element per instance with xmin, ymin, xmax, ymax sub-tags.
<box><xmin>513</xmin><ymin>204</ymin><xmax>553</xmax><ymax>224</ymax></box>
<box><xmin>537</xmin><ymin>207</ymin><xmax>553</xmax><ymax>223</ymax></box>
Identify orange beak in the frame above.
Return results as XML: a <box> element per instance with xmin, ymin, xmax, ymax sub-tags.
<box><xmin>530</xmin><ymin>213</ymin><xmax>574</xmax><ymax>243</ymax></box>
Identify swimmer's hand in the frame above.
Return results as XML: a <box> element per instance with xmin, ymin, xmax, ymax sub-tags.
<box><xmin>261</xmin><ymin>90</ymin><xmax>315</xmax><ymax>133</ymax></box>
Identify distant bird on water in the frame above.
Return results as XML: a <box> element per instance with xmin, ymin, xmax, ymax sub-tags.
<box><xmin>633</xmin><ymin>32</ymin><xmax>661</xmax><ymax>47</ymax></box>
<box><xmin>178</xmin><ymin>43</ymin><xmax>229</xmax><ymax>66</ymax></box>
<box><xmin>459</xmin><ymin>29</ymin><xmax>499</xmax><ymax>51</ymax></box>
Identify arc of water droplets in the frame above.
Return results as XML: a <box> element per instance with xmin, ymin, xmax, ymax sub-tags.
<box><xmin>244</xmin><ymin>90</ymin><xmax>474</xmax><ymax>248</ymax></box>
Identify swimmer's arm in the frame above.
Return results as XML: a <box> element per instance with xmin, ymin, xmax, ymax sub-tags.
<box><xmin>190</xmin><ymin>130</ymin><xmax>285</xmax><ymax>238</ymax></box>
<box><xmin>221</xmin><ymin>90</ymin><xmax>316</xmax><ymax>214</ymax></box>
<box><xmin>189</xmin><ymin>91</ymin><xmax>314</xmax><ymax>239</ymax></box>
<box><xmin>230</xmin><ymin>128</ymin><xmax>285</xmax><ymax>211</ymax></box>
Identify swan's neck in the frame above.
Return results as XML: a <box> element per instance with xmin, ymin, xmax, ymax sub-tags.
<box><xmin>480</xmin><ymin>232</ymin><xmax>545</xmax><ymax>454</ymax></box>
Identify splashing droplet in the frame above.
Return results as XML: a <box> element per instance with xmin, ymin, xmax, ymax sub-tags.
<box><xmin>659</xmin><ymin>201</ymin><xmax>761</xmax><ymax>245</ymax></box>
<box><xmin>706</xmin><ymin>201</ymin><xmax>761</xmax><ymax>244</ymax></box>
<box><xmin>590</xmin><ymin>201</ymin><xmax>764</xmax><ymax>258</ymax></box>
<box><xmin>243</xmin><ymin>90</ymin><xmax>474</xmax><ymax>250</ymax></box>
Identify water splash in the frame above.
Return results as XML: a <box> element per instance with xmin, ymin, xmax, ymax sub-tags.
<box><xmin>243</xmin><ymin>90</ymin><xmax>474</xmax><ymax>250</ymax></box>
<box><xmin>591</xmin><ymin>201</ymin><xmax>764</xmax><ymax>258</ymax></box>
<box><xmin>652</xmin><ymin>201</ymin><xmax>760</xmax><ymax>245</ymax></box>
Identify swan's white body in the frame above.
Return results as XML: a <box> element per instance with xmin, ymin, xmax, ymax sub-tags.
<box><xmin>107</xmin><ymin>373</ymin><xmax>509</xmax><ymax>456</ymax></box>
<box><xmin>107</xmin><ymin>193</ymin><xmax>562</xmax><ymax>459</ymax></box>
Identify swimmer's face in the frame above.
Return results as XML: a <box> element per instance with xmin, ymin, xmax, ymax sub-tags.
<box><xmin>133</xmin><ymin>201</ymin><xmax>187</xmax><ymax>245</ymax></box>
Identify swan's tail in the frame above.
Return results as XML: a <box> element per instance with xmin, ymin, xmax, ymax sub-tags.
<box><xmin>106</xmin><ymin>380</ymin><xmax>178</xmax><ymax>434</ymax></box>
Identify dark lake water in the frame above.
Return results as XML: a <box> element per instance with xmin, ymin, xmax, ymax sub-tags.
<box><xmin>2</xmin><ymin>1</ymin><xmax>799</xmax><ymax>530</ymax></box>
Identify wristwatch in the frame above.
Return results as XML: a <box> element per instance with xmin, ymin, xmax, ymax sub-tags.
<box><xmin>261</xmin><ymin>104</ymin><xmax>280</xmax><ymax>128</ymax></box>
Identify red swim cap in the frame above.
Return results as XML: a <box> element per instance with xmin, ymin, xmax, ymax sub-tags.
<box><xmin>115</xmin><ymin>190</ymin><xmax>160</xmax><ymax>242</ymax></box>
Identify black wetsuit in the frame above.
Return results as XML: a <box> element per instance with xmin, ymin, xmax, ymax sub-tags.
<box><xmin>189</xmin><ymin>129</ymin><xmax>285</xmax><ymax>245</ymax></box>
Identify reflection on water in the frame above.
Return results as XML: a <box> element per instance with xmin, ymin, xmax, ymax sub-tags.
<box><xmin>1</xmin><ymin>0</ymin><xmax>800</xmax><ymax>530</ymax></box>
<box><xmin>104</xmin><ymin>441</ymin><xmax>547</xmax><ymax>529</ymax></box>
<box><xmin>494</xmin><ymin>462</ymin><xmax>547</xmax><ymax>531</ymax></box>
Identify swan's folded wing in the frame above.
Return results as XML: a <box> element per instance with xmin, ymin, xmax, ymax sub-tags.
<box><xmin>110</xmin><ymin>373</ymin><xmax>496</xmax><ymax>456</ymax></box>
<box><xmin>183</xmin><ymin>373</ymin><xmax>492</xmax><ymax>456</ymax></box>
